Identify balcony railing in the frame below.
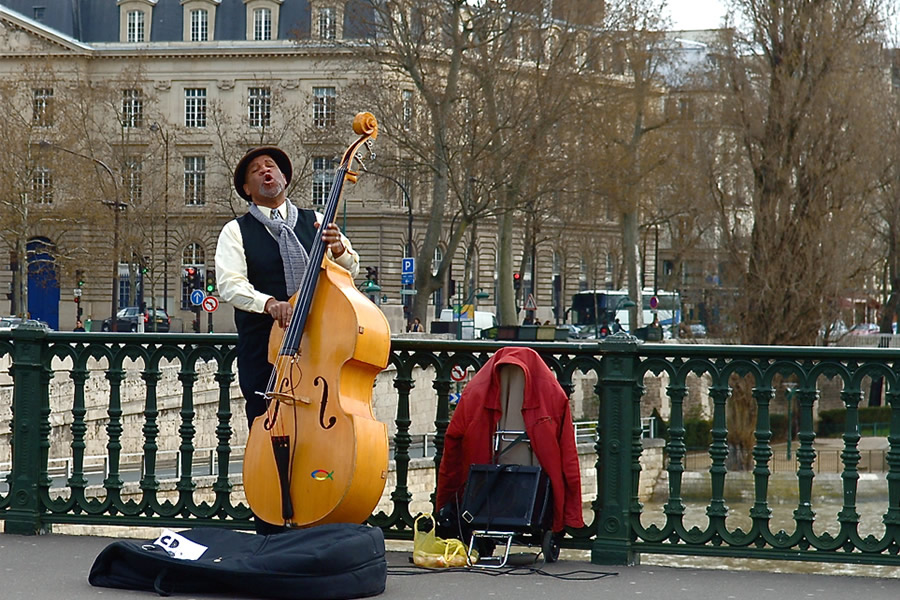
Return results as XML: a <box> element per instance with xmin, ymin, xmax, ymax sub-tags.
<box><xmin>2</xmin><ymin>324</ymin><xmax>900</xmax><ymax>566</ymax></box>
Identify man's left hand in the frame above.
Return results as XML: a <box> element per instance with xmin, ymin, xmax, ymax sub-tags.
<box><xmin>317</xmin><ymin>222</ymin><xmax>345</xmax><ymax>257</ymax></box>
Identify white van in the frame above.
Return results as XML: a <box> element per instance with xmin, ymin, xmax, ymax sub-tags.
<box><xmin>438</xmin><ymin>309</ymin><xmax>498</xmax><ymax>339</ymax></box>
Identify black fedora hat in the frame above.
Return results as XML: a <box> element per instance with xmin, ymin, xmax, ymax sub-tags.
<box><xmin>233</xmin><ymin>146</ymin><xmax>293</xmax><ymax>202</ymax></box>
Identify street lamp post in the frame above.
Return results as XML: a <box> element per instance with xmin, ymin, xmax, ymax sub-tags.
<box><xmin>362</xmin><ymin>169</ymin><xmax>413</xmax><ymax>315</ymax></box>
<box><xmin>362</xmin><ymin>169</ymin><xmax>412</xmax><ymax>255</ymax></box>
<box><xmin>39</xmin><ymin>141</ymin><xmax>122</xmax><ymax>331</ymax></box>
<box><xmin>149</xmin><ymin>123</ymin><xmax>169</xmax><ymax>315</ymax></box>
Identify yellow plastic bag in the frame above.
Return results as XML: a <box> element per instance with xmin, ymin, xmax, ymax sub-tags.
<box><xmin>412</xmin><ymin>513</ymin><xmax>473</xmax><ymax>568</ymax></box>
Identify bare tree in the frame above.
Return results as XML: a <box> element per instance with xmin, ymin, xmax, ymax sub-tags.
<box><xmin>582</xmin><ymin>0</ymin><xmax>675</xmax><ymax>329</ymax></box>
<box><xmin>718</xmin><ymin>0</ymin><xmax>888</xmax><ymax>466</ymax></box>
<box><xmin>0</xmin><ymin>61</ymin><xmax>96</xmax><ymax>317</ymax></box>
<box><xmin>724</xmin><ymin>0</ymin><xmax>887</xmax><ymax>345</ymax></box>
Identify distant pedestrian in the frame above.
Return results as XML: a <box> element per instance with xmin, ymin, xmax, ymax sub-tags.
<box><xmin>408</xmin><ymin>317</ymin><xmax>423</xmax><ymax>332</ymax></box>
<box><xmin>73</xmin><ymin>319</ymin><xmax>85</xmax><ymax>332</ymax></box>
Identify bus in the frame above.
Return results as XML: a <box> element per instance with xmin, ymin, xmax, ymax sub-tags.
<box><xmin>569</xmin><ymin>289</ymin><xmax>681</xmax><ymax>335</ymax></box>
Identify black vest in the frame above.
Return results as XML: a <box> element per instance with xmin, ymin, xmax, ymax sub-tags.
<box><xmin>233</xmin><ymin>209</ymin><xmax>318</xmax><ymax>342</ymax></box>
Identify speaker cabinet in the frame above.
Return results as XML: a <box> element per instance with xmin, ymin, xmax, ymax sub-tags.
<box><xmin>460</xmin><ymin>464</ymin><xmax>551</xmax><ymax>533</ymax></box>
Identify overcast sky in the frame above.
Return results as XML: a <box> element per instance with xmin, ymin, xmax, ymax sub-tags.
<box><xmin>665</xmin><ymin>0</ymin><xmax>730</xmax><ymax>30</ymax></box>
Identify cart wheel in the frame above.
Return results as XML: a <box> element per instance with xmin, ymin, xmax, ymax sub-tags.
<box><xmin>541</xmin><ymin>530</ymin><xmax>559</xmax><ymax>563</ymax></box>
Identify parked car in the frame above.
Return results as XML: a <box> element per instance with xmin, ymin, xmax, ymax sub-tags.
<box><xmin>559</xmin><ymin>323</ymin><xmax>582</xmax><ymax>339</ymax></box>
<box><xmin>849</xmin><ymin>323</ymin><xmax>880</xmax><ymax>335</ymax></box>
<box><xmin>101</xmin><ymin>307</ymin><xmax>171</xmax><ymax>332</ymax></box>
<box><xmin>0</xmin><ymin>317</ymin><xmax>51</xmax><ymax>331</ymax></box>
<box><xmin>576</xmin><ymin>323</ymin><xmax>612</xmax><ymax>339</ymax></box>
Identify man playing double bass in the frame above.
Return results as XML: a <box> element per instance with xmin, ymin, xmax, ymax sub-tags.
<box><xmin>215</xmin><ymin>146</ymin><xmax>359</xmax><ymax>532</ymax></box>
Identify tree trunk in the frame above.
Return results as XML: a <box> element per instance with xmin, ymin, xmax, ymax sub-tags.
<box><xmin>497</xmin><ymin>207</ymin><xmax>517</xmax><ymax>326</ymax></box>
<box><xmin>622</xmin><ymin>209</ymin><xmax>644</xmax><ymax>329</ymax></box>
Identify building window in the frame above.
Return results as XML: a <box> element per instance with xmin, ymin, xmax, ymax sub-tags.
<box><xmin>126</xmin><ymin>158</ymin><xmax>142</xmax><ymax>203</ymax></box>
<box><xmin>248</xmin><ymin>87</ymin><xmax>271</xmax><ymax>128</ymax></box>
<box><xmin>317</xmin><ymin>7</ymin><xmax>336</xmax><ymax>40</ymax></box>
<box><xmin>253</xmin><ymin>8</ymin><xmax>272</xmax><ymax>40</ymax></box>
<box><xmin>119</xmin><ymin>263</ymin><xmax>132</xmax><ymax>308</ymax></box>
<box><xmin>32</xmin><ymin>166</ymin><xmax>52</xmax><ymax>204</ymax></box>
<box><xmin>312</xmin><ymin>156</ymin><xmax>335</xmax><ymax>207</ymax></box>
<box><xmin>401</xmin><ymin>90</ymin><xmax>413</xmax><ymax>130</ymax></box>
<box><xmin>190</xmin><ymin>9</ymin><xmax>209</xmax><ymax>41</ymax></box>
<box><xmin>33</xmin><ymin>7</ymin><xmax>45</xmax><ymax>21</ymax></box>
<box><xmin>127</xmin><ymin>10</ymin><xmax>145</xmax><ymax>42</ymax></box>
<box><xmin>183</xmin><ymin>156</ymin><xmax>206</xmax><ymax>206</ymax></box>
<box><xmin>122</xmin><ymin>89</ymin><xmax>143</xmax><ymax>128</ymax></box>
<box><xmin>313</xmin><ymin>86</ymin><xmax>336</xmax><ymax>128</ymax></box>
<box><xmin>184</xmin><ymin>88</ymin><xmax>207</xmax><ymax>128</ymax></box>
<box><xmin>32</xmin><ymin>88</ymin><xmax>53</xmax><ymax>127</ymax></box>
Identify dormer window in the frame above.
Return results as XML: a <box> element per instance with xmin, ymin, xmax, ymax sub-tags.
<box><xmin>183</xmin><ymin>1</ymin><xmax>219</xmax><ymax>42</ymax></box>
<box><xmin>127</xmin><ymin>10</ymin><xmax>145</xmax><ymax>42</ymax></box>
<box><xmin>310</xmin><ymin>2</ymin><xmax>343</xmax><ymax>40</ymax></box>
<box><xmin>118</xmin><ymin>0</ymin><xmax>155</xmax><ymax>43</ymax></box>
<box><xmin>191</xmin><ymin>9</ymin><xmax>208</xmax><ymax>41</ymax></box>
<box><xmin>254</xmin><ymin>8</ymin><xmax>272</xmax><ymax>40</ymax></box>
<box><xmin>317</xmin><ymin>7</ymin><xmax>335</xmax><ymax>40</ymax></box>
<box><xmin>244</xmin><ymin>0</ymin><xmax>282</xmax><ymax>41</ymax></box>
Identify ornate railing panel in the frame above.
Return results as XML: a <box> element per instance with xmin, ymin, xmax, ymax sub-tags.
<box><xmin>2</xmin><ymin>324</ymin><xmax>900</xmax><ymax>567</ymax></box>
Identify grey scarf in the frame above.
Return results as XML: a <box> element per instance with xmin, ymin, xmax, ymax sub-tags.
<box><xmin>248</xmin><ymin>201</ymin><xmax>309</xmax><ymax>296</ymax></box>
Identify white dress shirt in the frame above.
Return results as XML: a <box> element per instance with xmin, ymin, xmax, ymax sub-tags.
<box><xmin>214</xmin><ymin>202</ymin><xmax>360</xmax><ymax>314</ymax></box>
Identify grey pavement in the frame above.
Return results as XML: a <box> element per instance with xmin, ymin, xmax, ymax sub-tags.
<box><xmin>2</xmin><ymin>533</ymin><xmax>899</xmax><ymax>600</ymax></box>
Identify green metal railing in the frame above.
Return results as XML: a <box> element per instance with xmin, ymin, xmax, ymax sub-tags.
<box><xmin>3</xmin><ymin>323</ymin><xmax>900</xmax><ymax>567</ymax></box>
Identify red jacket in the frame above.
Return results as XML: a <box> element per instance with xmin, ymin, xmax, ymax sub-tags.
<box><xmin>436</xmin><ymin>347</ymin><xmax>585</xmax><ymax>532</ymax></box>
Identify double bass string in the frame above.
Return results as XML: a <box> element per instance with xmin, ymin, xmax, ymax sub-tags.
<box><xmin>258</xmin><ymin>161</ymin><xmax>351</xmax><ymax>523</ymax></box>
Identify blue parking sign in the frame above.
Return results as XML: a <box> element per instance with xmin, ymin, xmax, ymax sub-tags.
<box><xmin>402</xmin><ymin>257</ymin><xmax>415</xmax><ymax>275</ymax></box>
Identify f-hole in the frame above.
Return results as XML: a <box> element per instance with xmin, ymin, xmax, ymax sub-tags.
<box><xmin>315</xmin><ymin>376</ymin><xmax>336</xmax><ymax>430</ymax></box>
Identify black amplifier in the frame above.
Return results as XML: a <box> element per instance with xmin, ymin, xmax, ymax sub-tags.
<box><xmin>460</xmin><ymin>464</ymin><xmax>552</xmax><ymax>533</ymax></box>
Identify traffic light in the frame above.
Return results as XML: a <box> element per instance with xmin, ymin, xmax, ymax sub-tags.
<box><xmin>76</xmin><ymin>269</ymin><xmax>84</xmax><ymax>288</ymax></box>
<box><xmin>205</xmin><ymin>269</ymin><xmax>216</xmax><ymax>294</ymax></box>
<box><xmin>513</xmin><ymin>272</ymin><xmax>521</xmax><ymax>291</ymax></box>
<box><xmin>365</xmin><ymin>266</ymin><xmax>378</xmax><ymax>284</ymax></box>
<box><xmin>185</xmin><ymin>267</ymin><xmax>203</xmax><ymax>289</ymax></box>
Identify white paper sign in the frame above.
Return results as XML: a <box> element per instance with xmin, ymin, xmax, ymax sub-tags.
<box><xmin>153</xmin><ymin>529</ymin><xmax>208</xmax><ymax>561</ymax></box>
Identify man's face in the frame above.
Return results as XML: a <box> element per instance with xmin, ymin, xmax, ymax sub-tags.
<box><xmin>243</xmin><ymin>154</ymin><xmax>286</xmax><ymax>202</ymax></box>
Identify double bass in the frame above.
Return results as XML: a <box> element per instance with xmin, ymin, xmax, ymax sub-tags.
<box><xmin>242</xmin><ymin>113</ymin><xmax>391</xmax><ymax>527</ymax></box>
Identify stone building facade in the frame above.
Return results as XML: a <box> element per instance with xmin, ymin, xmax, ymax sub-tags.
<box><xmin>0</xmin><ymin>1</ymin><xmax>632</xmax><ymax>333</ymax></box>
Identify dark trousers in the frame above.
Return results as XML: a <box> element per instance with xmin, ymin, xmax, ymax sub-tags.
<box><xmin>238</xmin><ymin>337</ymin><xmax>288</xmax><ymax>536</ymax></box>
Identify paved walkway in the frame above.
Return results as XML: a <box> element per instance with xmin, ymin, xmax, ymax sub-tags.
<box><xmin>2</xmin><ymin>533</ymin><xmax>900</xmax><ymax>599</ymax></box>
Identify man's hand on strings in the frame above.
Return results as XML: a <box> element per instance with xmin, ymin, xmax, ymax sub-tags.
<box><xmin>316</xmin><ymin>222</ymin><xmax>346</xmax><ymax>258</ymax></box>
<box><xmin>265</xmin><ymin>298</ymin><xmax>293</xmax><ymax>328</ymax></box>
